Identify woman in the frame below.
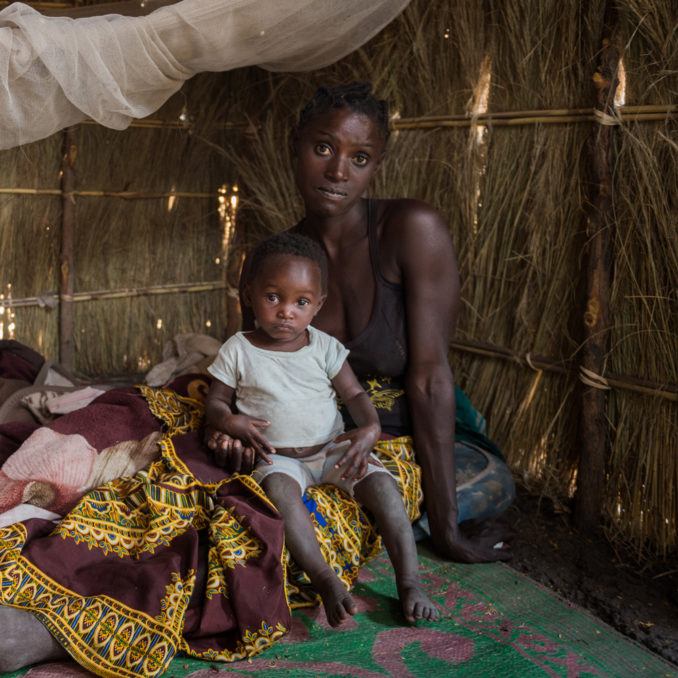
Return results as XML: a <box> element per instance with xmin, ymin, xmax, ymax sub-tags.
<box><xmin>0</xmin><ymin>83</ymin><xmax>513</xmax><ymax>676</ymax></box>
<box><xmin>214</xmin><ymin>82</ymin><xmax>515</xmax><ymax>563</ymax></box>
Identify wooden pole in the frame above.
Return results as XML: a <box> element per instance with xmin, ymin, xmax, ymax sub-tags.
<box><xmin>0</xmin><ymin>188</ymin><xmax>215</xmax><ymax>199</ymax></box>
<box><xmin>0</xmin><ymin>280</ymin><xmax>228</xmax><ymax>308</ymax></box>
<box><xmin>59</xmin><ymin>127</ymin><xmax>77</xmax><ymax>370</ymax></box>
<box><xmin>224</xmin><ymin>193</ymin><xmax>248</xmax><ymax>340</ymax></box>
<box><xmin>574</xmin><ymin>28</ymin><xmax>620</xmax><ymax>531</ymax></box>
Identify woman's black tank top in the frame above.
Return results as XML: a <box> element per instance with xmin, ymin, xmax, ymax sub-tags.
<box><xmin>343</xmin><ymin>200</ymin><xmax>411</xmax><ymax>436</ymax></box>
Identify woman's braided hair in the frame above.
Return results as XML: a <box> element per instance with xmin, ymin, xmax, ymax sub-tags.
<box><xmin>294</xmin><ymin>82</ymin><xmax>390</xmax><ymax>145</ymax></box>
<box><xmin>246</xmin><ymin>232</ymin><xmax>328</xmax><ymax>294</ymax></box>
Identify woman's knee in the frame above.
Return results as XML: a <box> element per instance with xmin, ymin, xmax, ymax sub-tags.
<box><xmin>0</xmin><ymin>606</ymin><xmax>66</xmax><ymax>671</ymax></box>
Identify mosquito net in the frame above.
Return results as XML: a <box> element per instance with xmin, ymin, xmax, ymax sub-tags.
<box><xmin>0</xmin><ymin>0</ymin><xmax>409</xmax><ymax>149</ymax></box>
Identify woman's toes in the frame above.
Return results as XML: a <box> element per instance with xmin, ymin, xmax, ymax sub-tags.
<box><xmin>343</xmin><ymin>595</ymin><xmax>357</xmax><ymax>616</ymax></box>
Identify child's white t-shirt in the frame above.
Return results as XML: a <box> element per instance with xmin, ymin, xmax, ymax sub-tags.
<box><xmin>207</xmin><ymin>326</ymin><xmax>349</xmax><ymax>447</ymax></box>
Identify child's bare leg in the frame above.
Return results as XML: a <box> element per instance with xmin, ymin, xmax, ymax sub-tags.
<box><xmin>262</xmin><ymin>473</ymin><xmax>357</xmax><ymax>627</ymax></box>
<box><xmin>354</xmin><ymin>473</ymin><xmax>439</xmax><ymax>623</ymax></box>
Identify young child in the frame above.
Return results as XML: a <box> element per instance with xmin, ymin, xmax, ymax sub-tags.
<box><xmin>205</xmin><ymin>233</ymin><xmax>438</xmax><ymax>627</ymax></box>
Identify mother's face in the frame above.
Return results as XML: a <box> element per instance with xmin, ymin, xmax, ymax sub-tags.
<box><xmin>294</xmin><ymin>107</ymin><xmax>385</xmax><ymax>218</ymax></box>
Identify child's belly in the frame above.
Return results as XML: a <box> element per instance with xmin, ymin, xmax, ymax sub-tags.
<box><xmin>274</xmin><ymin>441</ymin><xmax>330</xmax><ymax>458</ymax></box>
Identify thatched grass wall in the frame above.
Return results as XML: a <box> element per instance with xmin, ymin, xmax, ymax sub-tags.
<box><xmin>0</xmin><ymin>74</ymin><xmax>235</xmax><ymax>376</ymax></box>
<box><xmin>0</xmin><ymin>0</ymin><xmax>675</xmax><ymax>557</ymax></box>
<box><xmin>72</xmin><ymin>116</ymin><xmax>227</xmax><ymax>375</ymax></box>
<box><xmin>0</xmin><ymin>139</ymin><xmax>62</xmax><ymax>359</ymax></box>
<box><xmin>605</xmin><ymin>2</ymin><xmax>678</xmax><ymax>553</ymax></box>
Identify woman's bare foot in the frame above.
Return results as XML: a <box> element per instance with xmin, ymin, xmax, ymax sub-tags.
<box><xmin>399</xmin><ymin>584</ymin><xmax>439</xmax><ymax>623</ymax></box>
<box><xmin>314</xmin><ymin>571</ymin><xmax>357</xmax><ymax>627</ymax></box>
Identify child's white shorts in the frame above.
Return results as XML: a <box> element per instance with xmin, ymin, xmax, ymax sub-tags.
<box><xmin>252</xmin><ymin>439</ymin><xmax>390</xmax><ymax>497</ymax></box>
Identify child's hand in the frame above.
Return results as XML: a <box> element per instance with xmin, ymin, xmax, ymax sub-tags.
<box><xmin>332</xmin><ymin>424</ymin><xmax>381</xmax><ymax>480</ymax></box>
<box><xmin>221</xmin><ymin>414</ymin><xmax>276</xmax><ymax>465</ymax></box>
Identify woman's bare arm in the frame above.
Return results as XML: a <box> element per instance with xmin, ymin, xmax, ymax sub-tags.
<box><xmin>395</xmin><ymin>201</ymin><xmax>510</xmax><ymax>562</ymax></box>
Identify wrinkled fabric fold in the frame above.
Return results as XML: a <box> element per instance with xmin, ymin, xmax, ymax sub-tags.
<box><xmin>0</xmin><ymin>376</ymin><xmax>423</xmax><ymax>676</ymax></box>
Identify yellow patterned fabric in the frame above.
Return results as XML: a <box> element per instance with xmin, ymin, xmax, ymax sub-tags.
<box><xmin>0</xmin><ymin>384</ymin><xmax>423</xmax><ymax>677</ymax></box>
<box><xmin>364</xmin><ymin>376</ymin><xmax>405</xmax><ymax>412</ymax></box>
<box><xmin>0</xmin><ymin>523</ymin><xmax>195</xmax><ymax>677</ymax></box>
<box><xmin>139</xmin><ymin>384</ymin><xmax>423</xmax><ymax>610</ymax></box>
<box><xmin>284</xmin><ymin>436</ymin><xmax>422</xmax><ymax>607</ymax></box>
<box><xmin>137</xmin><ymin>384</ymin><xmax>204</xmax><ymax>436</ymax></box>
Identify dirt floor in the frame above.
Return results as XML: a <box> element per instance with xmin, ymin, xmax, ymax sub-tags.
<box><xmin>504</xmin><ymin>485</ymin><xmax>678</xmax><ymax>667</ymax></box>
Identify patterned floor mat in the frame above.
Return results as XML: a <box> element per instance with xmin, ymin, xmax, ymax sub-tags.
<box><xmin>4</xmin><ymin>546</ymin><xmax>677</xmax><ymax>678</ymax></box>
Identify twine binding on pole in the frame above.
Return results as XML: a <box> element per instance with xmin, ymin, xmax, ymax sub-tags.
<box><xmin>579</xmin><ymin>365</ymin><xmax>611</xmax><ymax>390</ymax></box>
<box><xmin>593</xmin><ymin>108</ymin><xmax>621</xmax><ymax>126</ymax></box>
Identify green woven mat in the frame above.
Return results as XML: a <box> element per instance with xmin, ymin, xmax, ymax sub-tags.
<box><xmin>5</xmin><ymin>547</ymin><xmax>677</xmax><ymax>678</ymax></box>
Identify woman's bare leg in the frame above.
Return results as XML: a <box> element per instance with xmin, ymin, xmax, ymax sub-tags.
<box><xmin>262</xmin><ymin>473</ymin><xmax>357</xmax><ymax>627</ymax></box>
<box><xmin>0</xmin><ymin>607</ymin><xmax>67</xmax><ymax>672</ymax></box>
<box><xmin>354</xmin><ymin>472</ymin><xmax>439</xmax><ymax>623</ymax></box>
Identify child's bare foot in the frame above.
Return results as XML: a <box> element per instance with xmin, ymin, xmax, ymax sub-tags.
<box><xmin>315</xmin><ymin>571</ymin><xmax>357</xmax><ymax>627</ymax></box>
<box><xmin>399</xmin><ymin>584</ymin><xmax>439</xmax><ymax>623</ymax></box>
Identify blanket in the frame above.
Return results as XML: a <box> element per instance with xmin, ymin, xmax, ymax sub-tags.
<box><xmin>0</xmin><ymin>375</ymin><xmax>422</xmax><ymax>677</ymax></box>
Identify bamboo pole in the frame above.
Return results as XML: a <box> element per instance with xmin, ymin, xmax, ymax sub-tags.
<box><xmin>224</xmin><ymin>211</ymin><xmax>248</xmax><ymax>340</ymax></box>
<box><xmin>4</xmin><ymin>281</ymin><xmax>228</xmax><ymax>308</ymax></box>
<box><xmin>395</xmin><ymin>115</ymin><xmax>592</xmax><ymax>129</ymax></box>
<box><xmin>80</xmin><ymin>119</ymin><xmax>252</xmax><ymax>131</ymax></box>
<box><xmin>0</xmin><ymin>188</ymin><xmax>214</xmax><ymax>199</ymax></box>
<box><xmin>74</xmin><ymin>190</ymin><xmax>214</xmax><ymax>199</ymax></box>
<box><xmin>112</xmin><ymin>105</ymin><xmax>676</xmax><ymax>131</ymax></box>
<box><xmin>59</xmin><ymin>126</ymin><xmax>77</xmax><ymax>370</ymax></box>
<box><xmin>20</xmin><ymin>105</ymin><xmax>674</xmax><ymax>136</ymax></box>
<box><xmin>449</xmin><ymin>340</ymin><xmax>678</xmax><ymax>402</ymax></box>
<box><xmin>398</xmin><ymin>104</ymin><xmax>677</xmax><ymax>121</ymax></box>
<box><xmin>393</xmin><ymin>109</ymin><xmax>675</xmax><ymax>130</ymax></box>
<box><xmin>0</xmin><ymin>1</ymin><xmax>71</xmax><ymax>7</ymax></box>
<box><xmin>574</xmin><ymin>25</ymin><xmax>620</xmax><ymax>532</ymax></box>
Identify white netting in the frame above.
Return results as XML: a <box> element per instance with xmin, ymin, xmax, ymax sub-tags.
<box><xmin>0</xmin><ymin>0</ymin><xmax>409</xmax><ymax>149</ymax></box>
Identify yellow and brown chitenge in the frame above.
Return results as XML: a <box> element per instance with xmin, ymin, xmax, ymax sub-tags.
<box><xmin>0</xmin><ymin>377</ymin><xmax>422</xmax><ymax>677</ymax></box>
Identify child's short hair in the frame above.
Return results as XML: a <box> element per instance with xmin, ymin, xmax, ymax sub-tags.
<box><xmin>246</xmin><ymin>232</ymin><xmax>328</xmax><ymax>293</ymax></box>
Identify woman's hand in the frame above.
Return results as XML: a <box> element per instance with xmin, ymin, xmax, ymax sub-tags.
<box><xmin>205</xmin><ymin>379</ymin><xmax>270</xmax><ymax>473</ymax></box>
<box><xmin>204</xmin><ymin>417</ymin><xmax>274</xmax><ymax>473</ymax></box>
<box><xmin>204</xmin><ymin>426</ymin><xmax>252</xmax><ymax>472</ymax></box>
<box><xmin>221</xmin><ymin>414</ymin><xmax>276</xmax><ymax>463</ymax></box>
<box><xmin>332</xmin><ymin>423</ymin><xmax>381</xmax><ymax>480</ymax></box>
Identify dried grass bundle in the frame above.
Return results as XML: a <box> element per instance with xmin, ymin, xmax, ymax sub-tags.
<box><xmin>456</xmin><ymin>123</ymin><xmax>589</xmax><ymax>495</ymax></box>
<box><xmin>617</xmin><ymin>0</ymin><xmax>678</xmax><ymax>105</ymax></box>
<box><xmin>605</xmin><ymin>116</ymin><xmax>677</xmax><ymax>554</ymax></box>
<box><xmin>0</xmin><ymin>73</ymin><xmax>237</xmax><ymax>376</ymax></box>
<box><xmin>588</xmin><ymin>1</ymin><xmax>678</xmax><ymax>557</ymax></box>
<box><xmin>69</xmin><ymin>75</ymin><xmax>235</xmax><ymax>374</ymax></box>
<box><xmin>487</xmin><ymin>0</ymin><xmax>606</xmax><ymax>109</ymax></box>
<box><xmin>0</xmin><ymin>138</ymin><xmax>62</xmax><ymax>357</ymax></box>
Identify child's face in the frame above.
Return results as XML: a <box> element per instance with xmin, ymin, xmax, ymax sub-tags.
<box><xmin>247</xmin><ymin>254</ymin><xmax>325</xmax><ymax>349</ymax></box>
